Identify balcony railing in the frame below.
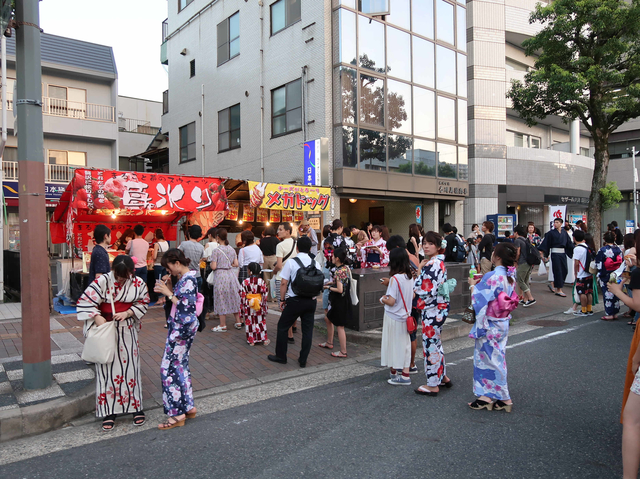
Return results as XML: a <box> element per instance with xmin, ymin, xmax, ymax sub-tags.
<box><xmin>3</xmin><ymin>161</ymin><xmax>74</xmax><ymax>183</ymax></box>
<box><xmin>162</xmin><ymin>18</ymin><xmax>169</xmax><ymax>43</ymax></box>
<box><xmin>118</xmin><ymin>118</ymin><xmax>160</xmax><ymax>135</ymax></box>
<box><xmin>0</xmin><ymin>93</ymin><xmax>114</xmax><ymax>122</ymax></box>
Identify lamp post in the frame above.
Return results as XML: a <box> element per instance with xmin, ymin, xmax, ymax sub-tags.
<box><xmin>634</xmin><ymin>146</ymin><xmax>638</xmax><ymax>232</ymax></box>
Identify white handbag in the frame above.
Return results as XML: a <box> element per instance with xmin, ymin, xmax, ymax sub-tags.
<box><xmin>81</xmin><ymin>276</ymin><xmax>117</xmax><ymax>364</ymax></box>
<box><xmin>206</xmin><ymin>270</ymin><xmax>215</xmax><ymax>285</ymax></box>
<box><xmin>348</xmin><ymin>268</ymin><xmax>359</xmax><ymax>305</ymax></box>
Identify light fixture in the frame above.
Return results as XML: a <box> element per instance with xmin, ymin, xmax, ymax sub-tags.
<box><xmin>180</xmin><ymin>48</ymin><xmax>188</xmax><ymax>56</ymax></box>
<box><xmin>349</xmin><ymin>198</ymin><xmax>357</xmax><ymax>203</ymax></box>
<box><xmin>160</xmin><ymin>210</ymin><xmax>168</xmax><ymax>215</ymax></box>
<box><xmin>290</xmin><ymin>222</ymin><xmax>294</xmax><ymax>227</ymax></box>
<box><xmin>238</xmin><ymin>220</ymin><xmax>244</xmax><ymax>225</ymax></box>
<box><xmin>111</xmin><ymin>211</ymin><xmax>117</xmax><ymax>219</ymax></box>
<box><xmin>266</xmin><ymin>221</ymin><xmax>270</xmax><ymax>226</ymax></box>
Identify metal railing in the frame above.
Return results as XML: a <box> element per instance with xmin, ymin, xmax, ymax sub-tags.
<box><xmin>42</xmin><ymin>97</ymin><xmax>115</xmax><ymax>122</ymax></box>
<box><xmin>162</xmin><ymin>90</ymin><xmax>169</xmax><ymax>114</ymax></box>
<box><xmin>118</xmin><ymin>118</ymin><xmax>160</xmax><ymax>135</ymax></box>
<box><xmin>2</xmin><ymin>161</ymin><xmax>73</xmax><ymax>183</ymax></box>
<box><xmin>162</xmin><ymin>18</ymin><xmax>169</xmax><ymax>43</ymax></box>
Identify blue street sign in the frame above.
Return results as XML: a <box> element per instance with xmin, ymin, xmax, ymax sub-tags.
<box><xmin>303</xmin><ymin>140</ymin><xmax>321</xmax><ymax>186</ymax></box>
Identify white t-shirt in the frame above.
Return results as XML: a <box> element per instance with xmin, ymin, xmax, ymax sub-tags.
<box><xmin>280</xmin><ymin>253</ymin><xmax>322</xmax><ymax>298</ymax></box>
<box><xmin>573</xmin><ymin>243</ymin><xmax>591</xmax><ymax>279</ymax></box>
<box><xmin>275</xmin><ymin>237</ymin><xmax>297</xmax><ymax>279</ymax></box>
<box><xmin>203</xmin><ymin>241</ymin><xmax>219</xmax><ymax>260</ymax></box>
<box><xmin>384</xmin><ymin>274</ymin><xmax>414</xmax><ymax>321</ymax></box>
<box><xmin>238</xmin><ymin>243</ymin><xmax>264</xmax><ymax>268</ymax></box>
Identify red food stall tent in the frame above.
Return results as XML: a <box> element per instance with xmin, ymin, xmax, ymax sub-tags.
<box><xmin>50</xmin><ymin>169</ymin><xmax>228</xmax><ymax>251</ymax></box>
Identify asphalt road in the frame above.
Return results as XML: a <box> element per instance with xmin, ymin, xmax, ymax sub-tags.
<box><xmin>0</xmin><ymin>314</ymin><xmax>630</xmax><ymax>479</ymax></box>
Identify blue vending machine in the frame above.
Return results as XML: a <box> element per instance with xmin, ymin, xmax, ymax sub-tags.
<box><xmin>486</xmin><ymin>214</ymin><xmax>517</xmax><ymax>242</ymax></box>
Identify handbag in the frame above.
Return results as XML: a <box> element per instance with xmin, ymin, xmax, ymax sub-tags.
<box><xmin>395</xmin><ymin>277</ymin><xmax>417</xmax><ymax>335</ymax></box>
<box><xmin>81</xmin><ymin>276</ymin><xmax>117</xmax><ymax>364</ymax></box>
<box><xmin>206</xmin><ymin>270</ymin><xmax>215</xmax><ymax>285</ymax></box>
<box><xmin>347</xmin><ymin>268</ymin><xmax>359</xmax><ymax>305</ymax></box>
<box><xmin>461</xmin><ymin>304</ymin><xmax>476</xmax><ymax>324</ymax></box>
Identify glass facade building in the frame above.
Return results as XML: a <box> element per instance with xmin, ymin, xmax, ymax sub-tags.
<box><xmin>334</xmin><ymin>0</ymin><xmax>468</xmax><ymax>181</ymax></box>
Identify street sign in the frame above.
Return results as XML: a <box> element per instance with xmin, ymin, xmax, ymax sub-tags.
<box><xmin>415</xmin><ymin>205</ymin><xmax>422</xmax><ymax>225</ymax></box>
<box><xmin>626</xmin><ymin>220</ymin><xmax>635</xmax><ymax>234</ymax></box>
<box><xmin>303</xmin><ymin>139</ymin><xmax>321</xmax><ymax>186</ymax></box>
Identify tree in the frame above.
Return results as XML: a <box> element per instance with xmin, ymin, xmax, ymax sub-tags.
<box><xmin>600</xmin><ymin>181</ymin><xmax>623</xmax><ymax>211</ymax></box>
<box><xmin>507</xmin><ymin>0</ymin><xmax>640</xmax><ymax>244</ymax></box>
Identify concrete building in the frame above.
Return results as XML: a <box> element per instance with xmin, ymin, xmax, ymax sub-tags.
<box><xmin>117</xmin><ymin>95</ymin><xmax>163</xmax><ymax>172</ymax></box>
<box><xmin>161</xmin><ymin>0</ymin><xmax>470</xmax><ymax>235</ymax></box>
<box><xmin>464</xmin><ymin>0</ymin><xmax>595</xmax><ymax>235</ymax></box>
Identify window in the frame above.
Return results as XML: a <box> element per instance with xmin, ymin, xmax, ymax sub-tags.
<box><xmin>47</xmin><ymin>150</ymin><xmax>86</xmax><ymax>166</ymax></box>
<box><xmin>119</xmin><ymin>157</ymin><xmax>146</xmax><ymax>172</ymax></box>
<box><xmin>179</xmin><ymin>122</ymin><xmax>196</xmax><ymax>163</ymax></box>
<box><xmin>359</xmin><ymin>0</ymin><xmax>390</xmax><ymax>15</ymax></box>
<box><xmin>505</xmin><ymin>57</ymin><xmax>529</xmax><ymax>72</ymax></box>
<box><xmin>580</xmin><ymin>147</ymin><xmax>591</xmax><ymax>157</ymax></box>
<box><xmin>178</xmin><ymin>0</ymin><xmax>193</xmax><ymax>12</ymax></box>
<box><xmin>47</xmin><ymin>85</ymin><xmax>87</xmax><ymax>118</ymax></box>
<box><xmin>506</xmin><ymin>130</ymin><xmax>541</xmax><ymax>148</ymax></box>
<box><xmin>218</xmin><ymin>104</ymin><xmax>241</xmax><ymax>152</ymax></box>
<box><xmin>271</xmin><ymin>0</ymin><xmax>301</xmax><ymax>35</ymax></box>
<box><xmin>162</xmin><ymin>90</ymin><xmax>169</xmax><ymax>114</ymax></box>
<box><xmin>217</xmin><ymin>12</ymin><xmax>240</xmax><ymax>66</ymax></box>
<box><xmin>436</xmin><ymin>0</ymin><xmax>455</xmax><ymax>45</ymax></box>
<box><xmin>272</xmin><ymin>79</ymin><xmax>302</xmax><ymax>137</ymax></box>
<box><xmin>189</xmin><ymin>59</ymin><xmax>196</xmax><ymax>78</ymax></box>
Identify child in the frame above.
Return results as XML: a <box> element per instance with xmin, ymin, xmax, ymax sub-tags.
<box><xmin>380</xmin><ymin>248</ymin><xmax>415</xmax><ymax>386</ymax></box>
<box><xmin>573</xmin><ymin>229</ymin><xmax>593</xmax><ymax>317</ymax></box>
<box><xmin>240</xmin><ymin>262</ymin><xmax>270</xmax><ymax>346</ymax></box>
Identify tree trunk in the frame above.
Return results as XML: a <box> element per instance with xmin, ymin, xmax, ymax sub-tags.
<box><xmin>587</xmin><ymin>131</ymin><xmax>610</xmax><ymax>249</ymax></box>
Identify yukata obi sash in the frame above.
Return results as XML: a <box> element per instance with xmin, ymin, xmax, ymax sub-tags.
<box><xmin>475</xmin><ymin>290</ymin><xmax>519</xmax><ymax>337</ymax></box>
<box><xmin>99</xmin><ymin>301</ymin><xmax>132</xmax><ymax>322</ymax></box>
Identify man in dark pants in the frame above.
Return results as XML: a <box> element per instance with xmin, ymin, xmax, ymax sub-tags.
<box><xmin>268</xmin><ymin>236</ymin><xmax>321</xmax><ymax>368</ymax></box>
<box><xmin>538</xmin><ymin>217</ymin><xmax>574</xmax><ymax>297</ymax></box>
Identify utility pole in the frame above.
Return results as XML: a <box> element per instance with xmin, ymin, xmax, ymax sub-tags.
<box><xmin>17</xmin><ymin>0</ymin><xmax>50</xmax><ymax>389</ymax></box>
<box><xmin>634</xmin><ymin>146</ymin><xmax>638</xmax><ymax>233</ymax></box>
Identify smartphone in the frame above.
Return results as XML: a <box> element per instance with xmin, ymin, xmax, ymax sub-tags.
<box><xmin>379</xmin><ymin>278</ymin><xmax>385</xmax><ymax>283</ymax></box>
<box><xmin>409</xmin><ymin>260</ymin><xmax>418</xmax><ymax>271</ymax></box>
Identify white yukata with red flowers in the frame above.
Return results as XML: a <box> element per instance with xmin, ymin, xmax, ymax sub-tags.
<box><xmin>414</xmin><ymin>254</ymin><xmax>450</xmax><ymax>387</ymax></box>
<box><xmin>77</xmin><ymin>273</ymin><xmax>149</xmax><ymax>417</ymax></box>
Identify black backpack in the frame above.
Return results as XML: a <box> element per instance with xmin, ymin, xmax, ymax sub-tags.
<box><xmin>291</xmin><ymin>255</ymin><xmax>324</xmax><ymax>298</ymax></box>
<box><xmin>524</xmin><ymin>238</ymin><xmax>541</xmax><ymax>266</ymax></box>
<box><xmin>455</xmin><ymin>236</ymin><xmax>466</xmax><ymax>262</ymax></box>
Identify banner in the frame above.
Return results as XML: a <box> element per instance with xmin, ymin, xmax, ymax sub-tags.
<box><xmin>269</xmin><ymin>210</ymin><xmax>281</xmax><ymax>223</ymax></box>
<box><xmin>226</xmin><ymin>202</ymin><xmax>239</xmax><ymax>221</ymax></box>
<box><xmin>257</xmin><ymin>208</ymin><xmax>269</xmax><ymax>223</ymax></box>
<box><xmin>70</xmin><ymin>169</ymin><xmax>227</xmax><ymax>213</ymax></box>
<box><xmin>547</xmin><ymin>205</ymin><xmax>567</xmax><ymax>230</ymax></box>
<box><xmin>248</xmin><ymin>181</ymin><xmax>331</xmax><ymax>212</ymax></box>
<box><xmin>282</xmin><ymin>211</ymin><xmax>293</xmax><ymax>222</ymax></box>
<box><xmin>242</xmin><ymin>204</ymin><xmax>255</xmax><ymax>222</ymax></box>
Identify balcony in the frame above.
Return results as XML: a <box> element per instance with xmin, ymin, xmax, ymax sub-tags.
<box><xmin>161</xmin><ymin>18</ymin><xmax>168</xmax><ymax>65</ymax></box>
<box><xmin>118</xmin><ymin>118</ymin><xmax>160</xmax><ymax>135</ymax></box>
<box><xmin>1</xmin><ymin>92</ymin><xmax>115</xmax><ymax>123</ymax></box>
<box><xmin>3</xmin><ymin>161</ymin><xmax>74</xmax><ymax>183</ymax></box>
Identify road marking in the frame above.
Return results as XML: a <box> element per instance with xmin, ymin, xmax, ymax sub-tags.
<box><xmin>447</xmin><ymin>320</ymin><xmax>598</xmax><ymax>366</ymax></box>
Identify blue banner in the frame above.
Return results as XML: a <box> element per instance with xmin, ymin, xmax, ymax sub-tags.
<box><xmin>3</xmin><ymin>181</ymin><xmax>65</xmax><ymax>201</ymax></box>
<box><xmin>303</xmin><ymin>140</ymin><xmax>320</xmax><ymax>186</ymax></box>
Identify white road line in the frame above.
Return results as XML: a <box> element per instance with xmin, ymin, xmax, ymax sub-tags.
<box><xmin>447</xmin><ymin>320</ymin><xmax>599</xmax><ymax>366</ymax></box>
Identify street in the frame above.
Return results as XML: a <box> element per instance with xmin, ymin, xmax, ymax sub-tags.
<box><xmin>0</xmin><ymin>312</ymin><xmax>628</xmax><ymax>478</ymax></box>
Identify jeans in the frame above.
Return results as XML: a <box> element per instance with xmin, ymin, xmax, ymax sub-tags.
<box><xmin>275</xmin><ymin>297</ymin><xmax>317</xmax><ymax>364</ymax></box>
<box><xmin>135</xmin><ymin>267</ymin><xmax>148</xmax><ymax>283</ymax></box>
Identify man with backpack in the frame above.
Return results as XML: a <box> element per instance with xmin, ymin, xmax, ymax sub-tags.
<box><xmin>443</xmin><ymin>223</ymin><xmax>464</xmax><ymax>262</ymax></box>
<box><xmin>268</xmin><ymin>236</ymin><xmax>323</xmax><ymax>368</ymax></box>
<box><xmin>513</xmin><ymin>225</ymin><xmax>537</xmax><ymax>307</ymax></box>
<box><xmin>572</xmin><ymin>229</ymin><xmax>593</xmax><ymax>317</ymax></box>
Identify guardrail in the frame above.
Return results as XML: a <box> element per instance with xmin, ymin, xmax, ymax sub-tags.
<box><xmin>2</xmin><ymin>161</ymin><xmax>73</xmax><ymax>183</ymax></box>
<box><xmin>118</xmin><ymin>118</ymin><xmax>160</xmax><ymax>135</ymax></box>
<box><xmin>42</xmin><ymin>97</ymin><xmax>115</xmax><ymax>122</ymax></box>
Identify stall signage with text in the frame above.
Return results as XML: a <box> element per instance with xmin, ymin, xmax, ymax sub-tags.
<box><xmin>71</xmin><ymin>169</ymin><xmax>227</xmax><ymax>213</ymax></box>
<box><xmin>248</xmin><ymin>181</ymin><xmax>331</xmax><ymax>212</ymax></box>
<box><xmin>304</xmin><ymin>140</ymin><xmax>321</xmax><ymax>186</ymax></box>
<box><xmin>3</xmin><ymin>181</ymin><xmax>65</xmax><ymax>201</ymax></box>
<box><xmin>438</xmin><ymin>181</ymin><xmax>468</xmax><ymax>196</ymax></box>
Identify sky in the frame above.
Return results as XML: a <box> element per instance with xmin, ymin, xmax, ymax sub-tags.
<box><xmin>39</xmin><ymin>0</ymin><xmax>168</xmax><ymax>102</ymax></box>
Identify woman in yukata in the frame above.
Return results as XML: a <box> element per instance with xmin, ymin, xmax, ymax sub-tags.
<box><xmin>154</xmin><ymin>248</ymin><xmax>200</xmax><ymax>430</ymax></box>
<box><xmin>413</xmin><ymin>231</ymin><xmax>453</xmax><ymax>396</ymax></box>
<box><xmin>595</xmin><ymin>230</ymin><xmax>624</xmax><ymax>321</ymax></box>
<box><xmin>467</xmin><ymin>242</ymin><xmax>520</xmax><ymax>412</ymax></box>
<box><xmin>77</xmin><ymin>255</ymin><xmax>150</xmax><ymax>431</ymax></box>
<box><xmin>358</xmin><ymin>225</ymin><xmax>390</xmax><ymax>268</ymax></box>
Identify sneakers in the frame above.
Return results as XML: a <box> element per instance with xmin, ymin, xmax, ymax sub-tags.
<box><xmin>587</xmin><ymin>311</ymin><xmax>594</xmax><ymax>316</ymax></box>
<box><xmin>523</xmin><ymin>299</ymin><xmax>536</xmax><ymax>307</ymax></box>
<box><xmin>388</xmin><ymin>375</ymin><xmax>412</xmax><ymax>386</ymax></box>
<box><xmin>519</xmin><ymin>299</ymin><xmax>525</xmax><ymax>305</ymax></box>
<box><xmin>564</xmin><ymin>308</ymin><xmax>576</xmax><ymax>315</ymax></box>
<box><xmin>408</xmin><ymin>366</ymin><xmax>419</xmax><ymax>375</ymax></box>
<box><xmin>574</xmin><ymin>311</ymin><xmax>589</xmax><ymax>317</ymax></box>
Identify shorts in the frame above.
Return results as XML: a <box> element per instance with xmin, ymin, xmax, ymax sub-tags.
<box><xmin>575</xmin><ymin>276</ymin><xmax>593</xmax><ymax>296</ymax></box>
<box><xmin>632</xmin><ymin>367</ymin><xmax>640</xmax><ymax>397</ymax></box>
<box><xmin>322</xmin><ymin>288</ymin><xmax>329</xmax><ymax>310</ymax></box>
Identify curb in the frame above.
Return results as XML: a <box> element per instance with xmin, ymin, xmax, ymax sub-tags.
<box><xmin>0</xmin><ymin>382</ymin><xmax>95</xmax><ymax>443</ymax></box>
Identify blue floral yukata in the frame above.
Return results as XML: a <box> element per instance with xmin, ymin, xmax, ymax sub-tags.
<box><xmin>161</xmin><ymin>270</ymin><xmax>199</xmax><ymax>416</ymax></box>
<box><xmin>594</xmin><ymin>244</ymin><xmax>623</xmax><ymax>317</ymax></box>
<box><xmin>414</xmin><ymin>254</ymin><xmax>450</xmax><ymax>387</ymax></box>
<box><xmin>469</xmin><ymin>266</ymin><xmax>519</xmax><ymax>401</ymax></box>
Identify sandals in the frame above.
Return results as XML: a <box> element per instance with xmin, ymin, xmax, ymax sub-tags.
<box><xmin>158</xmin><ymin>415</ymin><xmax>186</xmax><ymax>430</ymax></box>
<box><xmin>102</xmin><ymin>414</ymin><xmax>117</xmax><ymax>431</ymax></box>
<box><xmin>133</xmin><ymin>412</ymin><xmax>146</xmax><ymax>426</ymax></box>
<box><xmin>555</xmin><ymin>293</ymin><xmax>567</xmax><ymax>297</ymax></box>
<box><xmin>186</xmin><ymin>408</ymin><xmax>197</xmax><ymax>419</ymax></box>
<box><xmin>211</xmin><ymin>325</ymin><xmax>227</xmax><ymax>332</ymax></box>
<box><xmin>494</xmin><ymin>400</ymin><xmax>513</xmax><ymax>413</ymax></box>
<box><xmin>547</xmin><ymin>284</ymin><xmax>555</xmax><ymax>293</ymax></box>
<box><xmin>439</xmin><ymin>379</ymin><xmax>453</xmax><ymax>388</ymax></box>
<box><xmin>601</xmin><ymin>316</ymin><xmax>616</xmax><ymax>321</ymax></box>
<box><xmin>234</xmin><ymin>323</ymin><xmax>243</xmax><ymax>330</ymax></box>
<box><xmin>469</xmin><ymin>399</ymin><xmax>494</xmax><ymax>410</ymax></box>
<box><xmin>331</xmin><ymin>351</ymin><xmax>348</xmax><ymax>358</ymax></box>
<box><xmin>318</xmin><ymin>342</ymin><xmax>334</xmax><ymax>349</ymax></box>
<box><xmin>414</xmin><ymin>386</ymin><xmax>438</xmax><ymax>396</ymax></box>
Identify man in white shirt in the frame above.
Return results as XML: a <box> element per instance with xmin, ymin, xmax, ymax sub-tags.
<box><xmin>573</xmin><ymin>229</ymin><xmax>593</xmax><ymax>317</ymax></box>
<box><xmin>272</xmin><ymin>222</ymin><xmax>297</xmax><ymax>304</ymax></box>
<box><xmin>267</xmin><ymin>236</ymin><xmax>322</xmax><ymax>368</ymax></box>
<box><xmin>299</xmin><ymin>219</ymin><xmax>318</xmax><ymax>256</ymax></box>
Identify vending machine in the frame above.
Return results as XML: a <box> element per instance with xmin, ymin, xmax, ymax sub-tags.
<box><xmin>486</xmin><ymin>214</ymin><xmax>517</xmax><ymax>241</ymax></box>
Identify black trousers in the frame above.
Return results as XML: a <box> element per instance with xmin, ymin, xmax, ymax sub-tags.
<box><xmin>275</xmin><ymin>297</ymin><xmax>317</xmax><ymax>364</ymax></box>
<box><xmin>551</xmin><ymin>252</ymin><xmax>568</xmax><ymax>288</ymax></box>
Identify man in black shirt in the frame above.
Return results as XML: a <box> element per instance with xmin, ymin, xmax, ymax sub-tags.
<box><xmin>89</xmin><ymin>224</ymin><xmax>111</xmax><ymax>284</ymax></box>
<box><xmin>478</xmin><ymin>221</ymin><xmax>496</xmax><ymax>274</ymax></box>
<box><xmin>442</xmin><ymin>223</ymin><xmax>458</xmax><ymax>262</ymax></box>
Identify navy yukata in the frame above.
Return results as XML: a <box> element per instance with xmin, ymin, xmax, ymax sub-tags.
<box><xmin>538</xmin><ymin>228</ymin><xmax>573</xmax><ymax>289</ymax></box>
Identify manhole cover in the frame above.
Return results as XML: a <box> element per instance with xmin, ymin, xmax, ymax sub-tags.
<box><xmin>527</xmin><ymin>320</ymin><xmax>566</xmax><ymax>327</ymax></box>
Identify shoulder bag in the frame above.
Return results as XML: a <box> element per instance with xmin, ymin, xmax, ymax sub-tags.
<box><xmin>347</xmin><ymin>267</ymin><xmax>359</xmax><ymax>305</ymax></box>
<box><xmin>81</xmin><ymin>276</ymin><xmax>117</xmax><ymax>364</ymax></box>
<box><xmin>395</xmin><ymin>276</ymin><xmax>417</xmax><ymax>335</ymax></box>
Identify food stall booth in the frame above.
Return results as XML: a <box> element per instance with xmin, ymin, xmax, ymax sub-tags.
<box><xmin>50</xmin><ymin>168</ymin><xmax>228</xmax><ymax>302</ymax></box>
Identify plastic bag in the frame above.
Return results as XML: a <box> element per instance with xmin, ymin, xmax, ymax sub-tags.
<box><xmin>538</xmin><ymin>261</ymin><xmax>547</xmax><ymax>276</ymax></box>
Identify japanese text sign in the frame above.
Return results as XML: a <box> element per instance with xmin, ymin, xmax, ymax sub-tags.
<box><xmin>248</xmin><ymin>181</ymin><xmax>331</xmax><ymax>212</ymax></box>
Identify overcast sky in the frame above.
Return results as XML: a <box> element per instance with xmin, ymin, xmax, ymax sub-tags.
<box><xmin>39</xmin><ymin>0</ymin><xmax>168</xmax><ymax>102</ymax></box>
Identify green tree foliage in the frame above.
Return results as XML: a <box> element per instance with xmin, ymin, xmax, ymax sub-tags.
<box><xmin>599</xmin><ymin>181</ymin><xmax>623</xmax><ymax>211</ymax></box>
<box><xmin>506</xmin><ymin>0</ymin><xmax>640</xmax><ymax>244</ymax></box>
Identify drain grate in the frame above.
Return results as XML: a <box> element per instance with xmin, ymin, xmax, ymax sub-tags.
<box><xmin>527</xmin><ymin>320</ymin><xmax>567</xmax><ymax>327</ymax></box>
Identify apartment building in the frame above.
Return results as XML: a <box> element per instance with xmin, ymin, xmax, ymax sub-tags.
<box><xmin>161</xmin><ymin>0</ymin><xmax>469</xmax><ymax>235</ymax></box>
<box><xmin>117</xmin><ymin>95</ymin><xmax>163</xmax><ymax>172</ymax></box>
<box><xmin>465</xmin><ymin>0</ymin><xmax>595</xmax><ymax>234</ymax></box>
